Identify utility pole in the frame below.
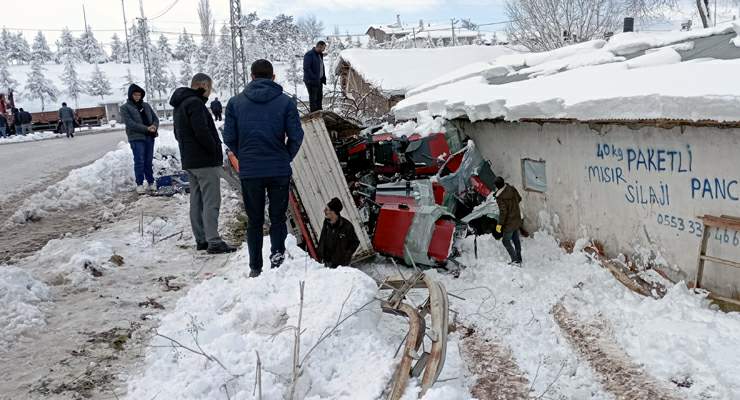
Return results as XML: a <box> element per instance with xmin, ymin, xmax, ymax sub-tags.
<box><xmin>230</xmin><ymin>0</ymin><xmax>248</xmax><ymax>95</ymax></box>
<box><xmin>451</xmin><ymin>19</ymin><xmax>458</xmax><ymax>47</ymax></box>
<box><xmin>122</xmin><ymin>0</ymin><xmax>132</xmax><ymax>63</ymax></box>
<box><xmin>83</xmin><ymin>4</ymin><xmax>89</xmax><ymax>31</ymax></box>
<box><xmin>412</xmin><ymin>28</ymin><xmax>417</xmax><ymax>48</ymax></box>
<box><xmin>137</xmin><ymin>0</ymin><xmax>151</xmax><ymax>93</ymax></box>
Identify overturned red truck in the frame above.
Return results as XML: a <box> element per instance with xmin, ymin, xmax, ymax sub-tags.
<box><xmin>225</xmin><ymin>111</ymin><xmax>503</xmax><ymax>271</ymax></box>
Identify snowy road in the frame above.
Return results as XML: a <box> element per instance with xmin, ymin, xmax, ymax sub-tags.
<box><xmin>0</xmin><ymin>130</ymin><xmax>127</xmax><ymax>203</ymax></box>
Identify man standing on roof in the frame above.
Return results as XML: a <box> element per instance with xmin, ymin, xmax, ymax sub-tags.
<box><xmin>121</xmin><ymin>84</ymin><xmax>159</xmax><ymax>195</ymax></box>
<box><xmin>58</xmin><ymin>102</ymin><xmax>75</xmax><ymax>138</ymax></box>
<box><xmin>303</xmin><ymin>41</ymin><xmax>327</xmax><ymax>113</ymax></box>
<box><xmin>494</xmin><ymin>176</ymin><xmax>523</xmax><ymax>265</ymax></box>
<box><xmin>223</xmin><ymin>59</ymin><xmax>304</xmax><ymax>278</ymax></box>
<box><xmin>210</xmin><ymin>97</ymin><xmax>223</xmax><ymax>121</ymax></box>
<box><xmin>317</xmin><ymin>198</ymin><xmax>360</xmax><ymax>269</ymax></box>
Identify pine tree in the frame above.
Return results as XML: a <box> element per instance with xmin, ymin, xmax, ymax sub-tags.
<box><xmin>25</xmin><ymin>58</ymin><xmax>58</xmax><ymax>110</ymax></box>
<box><xmin>87</xmin><ymin>64</ymin><xmax>112</xmax><ymax>101</ymax></box>
<box><xmin>174</xmin><ymin>29</ymin><xmax>197</xmax><ymax>62</ymax></box>
<box><xmin>9</xmin><ymin>33</ymin><xmax>33</xmax><ymax>64</ymax></box>
<box><xmin>212</xmin><ymin>24</ymin><xmax>234</xmax><ymax>96</ymax></box>
<box><xmin>285</xmin><ymin>55</ymin><xmax>303</xmax><ymax>97</ymax></box>
<box><xmin>178</xmin><ymin>61</ymin><xmax>193</xmax><ymax>87</ymax></box>
<box><xmin>0</xmin><ymin>29</ymin><xmax>11</xmax><ymax>61</ymax></box>
<box><xmin>168</xmin><ymin>71</ymin><xmax>178</xmax><ymax>92</ymax></box>
<box><xmin>121</xmin><ymin>68</ymin><xmax>136</xmax><ymax>96</ymax></box>
<box><xmin>78</xmin><ymin>27</ymin><xmax>107</xmax><ymax>63</ymax></box>
<box><xmin>0</xmin><ymin>57</ymin><xmax>19</xmax><ymax>94</ymax></box>
<box><xmin>110</xmin><ymin>33</ymin><xmax>127</xmax><ymax>63</ymax></box>
<box><xmin>56</xmin><ymin>28</ymin><xmax>81</xmax><ymax>63</ymax></box>
<box><xmin>32</xmin><ymin>31</ymin><xmax>54</xmax><ymax>64</ymax></box>
<box><xmin>156</xmin><ymin>34</ymin><xmax>173</xmax><ymax>62</ymax></box>
<box><xmin>60</xmin><ymin>57</ymin><xmax>85</xmax><ymax>108</ymax></box>
<box><xmin>148</xmin><ymin>51</ymin><xmax>169</xmax><ymax>100</ymax></box>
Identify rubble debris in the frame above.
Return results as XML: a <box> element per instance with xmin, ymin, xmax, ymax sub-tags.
<box><xmin>157</xmin><ymin>275</ymin><xmax>183</xmax><ymax>292</ymax></box>
<box><xmin>137</xmin><ymin>298</ymin><xmax>165</xmax><ymax>310</ymax></box>
<box><xmin>108</xmin><ymin>254</ymin><xmax>124</xmax><ymax>266</ymax></box>
<box><xmin>83</xmin><ymin>260</ymin><xmax>103</xmax><ymax>277</ymax></box>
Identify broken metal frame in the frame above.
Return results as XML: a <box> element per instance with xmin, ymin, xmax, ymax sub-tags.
<box><xmin>379</xmin><ymin>271</ymin><xmax>449</xmax><ymax>399</ymax></box>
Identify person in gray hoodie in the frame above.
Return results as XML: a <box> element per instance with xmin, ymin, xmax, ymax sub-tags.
<box><xmin>121</xmin><ymin>84</ymin><xmax>159</xmax><ymax>194</ymax></box>
<box><xmin>58</xmin><ymin>102</ymin><xmax>75</xmax><ymax>138</ymax></box>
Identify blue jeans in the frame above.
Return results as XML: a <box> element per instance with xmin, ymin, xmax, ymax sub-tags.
<box><xmin>502</xmin><ymin>229</ymin><xmax>522</xmax><ymax>263</ymax></box>
<box><xmin>240</xmin><ymin>176</ymin><xmax>290</xmax><ymax>272</ymax></box>
<box><xmin>129</xmin><ymin>138</ymin><xmax>155</xmax><ymax>185</ymax></box>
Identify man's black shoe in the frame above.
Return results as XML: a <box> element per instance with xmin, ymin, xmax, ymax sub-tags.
<box><xmin>196</xmin><ymin>242</ymin><xmax>208</xmax><ymax>251</ymax></box>
<box><xmin>270</xmin><ymin>252</ymin><xmax>285</xmax><ymax>269</ymax></box>
<box><xmin>248</xmin><ymin>269</ymin><xmax>261</xmax><ymax>278</ymax></box>
<box><xmin>207</xmin><ymin>242</ymin><xmax>237</xmax><ymax>254</ymax></box>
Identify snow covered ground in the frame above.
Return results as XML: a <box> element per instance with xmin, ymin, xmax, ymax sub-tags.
<box><xmin>7</xmin><ymin>61</ymin><xmax>308</xmax><ymax>113</ymax></box>
<box><xmin>0</xmin><ymin>131</ymin><xmax>62</xmax><ymax>144</ymax></box>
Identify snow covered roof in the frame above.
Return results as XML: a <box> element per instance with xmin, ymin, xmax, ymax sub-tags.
<box><xmin>338</xmin><ymin>45</ymin><xmax>522</xmax><ymax>96</ymax></box>
<box><xmin>394</xmin><ymin>22</ymin><xmax>740</xmax><ymax>123</ymax></box>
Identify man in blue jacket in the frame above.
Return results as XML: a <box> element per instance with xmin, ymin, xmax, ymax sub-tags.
<box><xmin>223</xmin><ymin>59</ymin><xmax>304</xmax><ymax>277</ymax></box>
<box><xmin>303</xmin><ymin>41</ymin><xmax>327</xmax><ymax>112</ymax></box>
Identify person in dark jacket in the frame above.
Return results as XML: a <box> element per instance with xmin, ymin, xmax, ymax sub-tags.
<box><xmin>58</xmin><ymin>102</ymin><xmax>75</xmax><ymax>138</ymax></box>
<box><xmin>0</xmin><ymin>113</ymin><xmax>7</xmax><ymax>138</ymax></box>
<box><xmin>223</xmin><ymin>59</ymin><xmax>305</xmax><ymax>277</ymax></box>
<box><xmin>18</xmin><ymin>108</ymin><xmax>33</xmax><ymax>135</ymax></box>
<box><xmin>494</xmin><ymin>177</ymin><xmax>523</xmax><ymax>265</ymax></box>
<box><xmin>303</xmin><ymin>41</ymin><xmax>327</xmax><ymax>112</ymax></box>
<box><xmin>11</xmin><ymin>107</ymin><xmax>20</xmax><ymax>135</ymax></box>
<box><xmin>121</xmin><ymin>84</ymin><xmax>159</xmax><ymax>194</ymax></box>
<box><xmin>317</xmin><ymin>198</ymin><xmax>360</xmax><ymax>268</ymax></box>
<box><xmin>210</xmin><ymin>98</ymin><xmax>223</xmax><ymax>121</ymax></box>
<box><xmin>170</xmin><ymin>73</ymin><xmax>237</xmax><ymax>255</ymax></box>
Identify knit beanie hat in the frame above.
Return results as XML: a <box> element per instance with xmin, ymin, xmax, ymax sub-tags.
<box><xmin>327</xmin><ymin>197</ymin><xmax>343</xmax><ymax>214</ymax></box>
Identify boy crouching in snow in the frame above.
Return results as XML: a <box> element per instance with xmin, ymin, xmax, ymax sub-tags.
<box><xmin>317</xmin><ymin>198</ymin><xmax>360</xmax><ymax>268</ymax></box>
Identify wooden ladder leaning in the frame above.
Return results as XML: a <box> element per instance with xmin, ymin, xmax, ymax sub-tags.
<box><xmin>695</xmin><ymin>214</ymin><xmax>740</xmax><ymax>307</ymax></box>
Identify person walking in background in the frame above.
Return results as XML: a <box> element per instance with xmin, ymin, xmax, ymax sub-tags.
<box><xmin>0</xmin><ymin>113</ymin><xmax>7</xmax><ymax>138</ymax></box>
<box><xmin>170</xmin><ymin>73</ymin><xmax>236</xmax><ymax>255</ymax></box>
<box><xmin>223</xmin><ymin>59</ymin><xmax>304</xmax><ymax>278</ymax></box>
<box><xmin>317</xmin><ymin>198</ymin><xmax>360</xmax><ymax>269</ymax></box>
<box><xmin>303</xmin><ymin>41</ymin><xmax>327</xmax><ymax>112</ymax></box>
<box><xmin>210</xmin><ymin>97</ymin><xmax>223</xmax><ymax>121</ymax></box>
<box><xmin>494</xmin><ymin>176</ymin><xmax>523</xmax><ymax>265</ymax></box>
<box><xmin>18</xmin><ymin>108</ymin><xmax>32</xmax><ymax>135</ymax></box>
<box><xmin>121</xmin><ymin>84</ymin><xmax>159</xmax><ymax>195</ymax></box>
<box><xmin>58</xmin><ymin>102</ymin><xmax>75</xmax><ymax>138</ymax></box>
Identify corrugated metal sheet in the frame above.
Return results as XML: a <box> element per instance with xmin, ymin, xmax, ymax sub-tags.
<box><xmin>292</xmin><ymin>114</ymin><xmax>375</xmax><ymax>262</ymax></box>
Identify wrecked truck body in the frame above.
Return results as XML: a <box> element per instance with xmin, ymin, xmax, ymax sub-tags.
<box><xmin>224</xmin><ymin>111</ymin><xmax>502</xmax><ymax>268</ymax></box>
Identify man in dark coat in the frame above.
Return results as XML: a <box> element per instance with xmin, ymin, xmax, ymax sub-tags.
<box><xmin>170</xmin><ymin>73</ymin><xmax>236</xmax><ymax>255</ymax></box>
<box><xmin>223</xmin><ymin>59</ymin><xmax>304</xmax><ymax>277</ymax></box>
<box><xmin>317</xmin><ymin>198</ymin><xmax>360</xmax><ymax>269</ymax></box>
<box><xmin>18</xmin><ymin>108</ymin><xmax>33</xmax><ymax>135</ymax></box>
<box><xmin>494</xmin><ymin>176</ymin><xmax>523</xmax><ymax>265</ymax></box>
<box><xmin>0</xmin><ymin>113</ymin><xmax>7</xmax><ymax>138</ymax></box>
<box><xmin>210</xmin><ymin>98</ymin><xmax>223</xmax><ymax>121</ymax></box>
<box><xmin>58</xmin><ymin>102</ymin><xmax>75</xmax><ymax>138</ymax></box>
<box><xmin>303</xmin><ymin>41</ymin><xmax>327</xmax><ymax>112</ymax></box>
<box><xmin>120</xmin><ymin>84</ymin><xmax>159</xmax><ymax>194</ymax></box>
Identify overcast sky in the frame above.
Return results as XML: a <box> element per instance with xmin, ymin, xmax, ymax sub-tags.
<box><xmin>5</xmin><ymin>0</ymin><xmax>508</xmax><ymax>45</ymax></box>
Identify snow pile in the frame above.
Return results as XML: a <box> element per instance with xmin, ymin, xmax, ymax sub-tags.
<box><xmin>125</xmin><ymin>238</ymin><xmax>398</xmax><ymax>400</ymax></box>
<box><xmin>733</xmin><ymin>21</ymin><xmax>740</xmax><ymax>47</ymax></box>
<box><xmin>0</xmin><ymin>266</ymin><xmax>50</xmax><ymax>350</ymax></box>
<box><xmin>9</xmin><ymin>130</ymin><xmax>180</xmax><ymax>224</ymax></box>
<box><xmin>29</xmin><ymin>239</ymin><xmax>118</xmax><ymax>289</ymax></box>
<box><xmin>625</xmin><ymin>47</ymin><xmax>682</xmax><ymax>69</ymax></box>
<box><xmin>394</xmin><ymin>58</ymin><xmax>740</xmax><ymax>122</ymax></box>
<box><xmin>375</xmin><ymin>110</ymin><xmax>446</xmax><ymax>138</ymax></box>
<box><xmin>605</xmin><ymin>23</ymin><xmax>735</xmax><ymax>55</ymax></box>
<box><xmin>338</xmin><ymin>45</ymin><xmax>519</xmax><ymax>95</ymax></box>
<box><xmin>0</xmin><ymin>131</ymin><xmax>62</xmax><ymax>144</ymax></box>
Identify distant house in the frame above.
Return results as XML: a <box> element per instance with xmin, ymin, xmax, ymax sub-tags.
<box><xmin>336</xmin><ymin>45</ymin><xmax>519</xmax><ymax>118</ymax></box>
<box><xmin>366</xmin><ymin>17</ymin><xmax>481</xmax><ymax>48</ymax></box>
<box><xmin>394</xmin><ymin>24</ymin><xmax>740</xmax><ymax>300</ymax></box>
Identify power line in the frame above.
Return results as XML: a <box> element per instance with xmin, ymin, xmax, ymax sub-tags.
<box><xmin>149</xmin><ymin>0</ymin><xmax>182</xmax><ymax>21</ymax></box>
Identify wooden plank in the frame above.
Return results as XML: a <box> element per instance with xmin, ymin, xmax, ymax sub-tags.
<box><xmin>699</xmin><ymin>215</ymin><xmax>740</xmax><ymax>231</ymax></box>
<box><xmin>699</xmin><ymin>255</ymin><xmax>740</xmax><ymax>269</ymax></box>
<box><xmin>707</xmin><ymin>292</ymin><xmax>740</xmax><ymax>308</ymax></box>
<box><xmin>694</xmin><ymin>228</ymin><xmax>710</xmax><ymax>289</ymax></box>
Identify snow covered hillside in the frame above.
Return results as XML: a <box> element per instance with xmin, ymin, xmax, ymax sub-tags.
<box><xmin>7</xmin><ymin>61</ymin><xmax>307</xmax><ymax>113</ymax></box>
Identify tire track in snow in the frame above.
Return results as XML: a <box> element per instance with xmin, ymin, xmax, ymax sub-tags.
<box><xmin>458</xmin><ymin>325</ymin><xmax>530</xmax><ymax>400</ymax></box>
<box><xmin>552</xmin><ymin>301</ymin><xmax>682</xmax><ymax>400</ymax></box>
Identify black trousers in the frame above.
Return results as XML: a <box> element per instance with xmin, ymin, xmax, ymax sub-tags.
<box><xmin>306</xmin><ymin>83</ymin><xmax>323</xmax><ymax>112</ymax></box>
<box><xmin>213</xmin><ymin>112</ymin><xmax>222</xmax><ymax>121</ymax></box>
